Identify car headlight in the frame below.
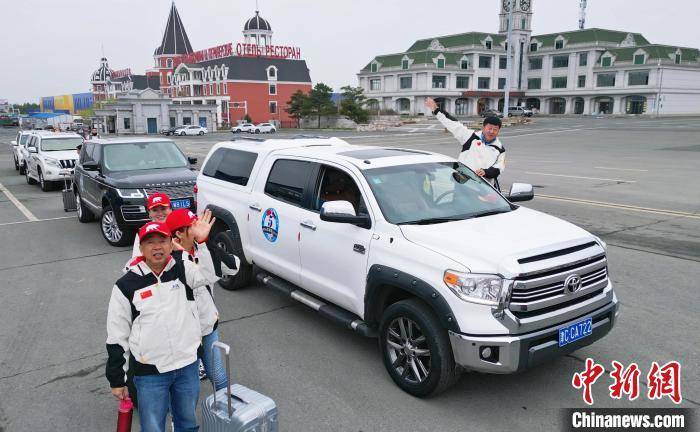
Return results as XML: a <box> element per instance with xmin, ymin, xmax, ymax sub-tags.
<box><xmin>117</xmin><ymin>188</ymin><xmax>145</xmax><ymax>199</ymax></box>
<box><xmin>44</xmin><ymin>157</ymin><xmax>61</xmax><ymax>167</ymax></box>
<box><xmin>443</xmin><ymin>271</ymin><xmax>506</xmax><ymax>306</ymax></box>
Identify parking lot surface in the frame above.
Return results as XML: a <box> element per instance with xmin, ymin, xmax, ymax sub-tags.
<box><xmin>0</xmin><ymin>116</ymin><xmax>698</xmax><ymax>431</ymax></box>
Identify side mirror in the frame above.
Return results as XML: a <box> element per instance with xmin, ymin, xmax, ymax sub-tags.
<box><xmin>507</xmin><ymin>183</ymin><xmax>534</xmax><ymax>202</ymax></box>
<box><xmin>28</xmin><ymin>147</ymin><xmax>38</xmax><ymax>153</ymax></box>
<box><xmin>11</xmin><ymin>140</ymin><xmax>17</xmax><ymax>146</ymax></box>
<box><xmin>187</xmin><ymin>156</ymin><xmax>198</xmax><ymax>165</ymax></box>
<box><xmin>83</xmin><ymin>161</ymin><xmax>100</xmax><ymax>172</ymax></box>
<box><xmin>320</xmin><ymin>201</ymin><xmax>371</xmax><ymax>229</ymax></box>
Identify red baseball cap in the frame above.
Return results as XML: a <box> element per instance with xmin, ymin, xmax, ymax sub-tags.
<box><xmin>147</xmin><ymin>193</ymin><xmax>171</xmax><ymax>210</ymax></box>
<box><xmin>138</xmin><ymin>221</ymin><xmax>172</xmax><ymax>241</ymax></box>
<box><xmin>166</xmin><ymin>209</ymin><xmax>198</xmax><ymax>233</ymax></box>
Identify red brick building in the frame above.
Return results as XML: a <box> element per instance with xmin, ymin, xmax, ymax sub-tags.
<box><xmin>151</xmin><ymin>3</ymin><xmax>312</xmax><ymax>127</ymax></box>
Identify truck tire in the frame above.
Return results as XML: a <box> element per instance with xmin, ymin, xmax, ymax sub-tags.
<box><xmin>13</xmin><ymin>155</ymin><xmax>19</xmax><ymax>171</ymax></box>
<box><xmin>75</xmin><ymin>190</ymin><xmax>95</xmax><ymax>222</ymax></box>
<box><xmin>19</xmin><ymin>162</ymin><xmax>26</xmax><ymax>175</ymax></box>
<box><xmin>39</xmin><ymin>169</ymin><xmax>52</xmax><ymax>192</ymax></box>
<box><xmin>379</xmin><ymin>298</ymin><xmax>460</xmax><ymax>397</ymax></box>
<box><xmin>25</xmin><ymin>167</ymin><xmax>36</xmax><ymax>184</ymax></box>
<box><xmin>213</xmin><ymin>230</ymin><xmax>253</xmax><ymax>291</ymax></box>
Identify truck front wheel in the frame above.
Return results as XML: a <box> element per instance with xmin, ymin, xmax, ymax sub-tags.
<box><xmin>213</xmin><ymin>230</ymin><xmax>253</xmax><ymax>290</ymax></box>
<box><xmin>379</xmin><ymin>299</ymin><xmax>460</xmax><ymax>397</ymax></box>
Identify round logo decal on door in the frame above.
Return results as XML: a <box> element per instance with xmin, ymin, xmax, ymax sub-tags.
<box><xmin>261</xmin><ymin>208</ymin><xmax>280</xmax><ymax>243</ymax></box>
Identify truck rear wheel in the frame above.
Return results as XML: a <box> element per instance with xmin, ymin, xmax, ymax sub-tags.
<box><xmin>379</xmin><ymin>299</ymin><xmax>460</xmax><ymax>397</ymax></box>
<box><xmin>213</xmin><ymin>230</ymin><xmax>253</xmax><ymax>291</ymax></box>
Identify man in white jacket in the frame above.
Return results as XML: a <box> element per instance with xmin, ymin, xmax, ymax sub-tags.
<box><xmin>425</xmin><ymin>97</ymin><xmax>506</xmax><ymax>190</ymax></box>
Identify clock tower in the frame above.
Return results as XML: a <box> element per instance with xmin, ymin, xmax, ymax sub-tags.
<box><xmin>499</xmin><ymin>0</ymin><xmax>533</xmax><ymax>91</ymax></box>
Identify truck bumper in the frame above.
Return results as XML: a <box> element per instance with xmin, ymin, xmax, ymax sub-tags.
<box><xmin>448</xmin><ymin>297</ymin><xmax>619</xmax><ymax>373</ymax></box>
<box><xmin>42</xmin><ymin>169</ymin><xmax>74</xmax><ymax>181</ymax></box>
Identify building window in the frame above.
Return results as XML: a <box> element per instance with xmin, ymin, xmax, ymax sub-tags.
<box><xmin>577</xmin><ymin>75</ymin><xmax>586</xmax><ymax>88</ymax></box>
<box><xmin>478</xmin><ymin>77</ymin><xmax>490</xmax><ymax>89</ymax></box>
<box><xmin>269</xmin><ymin>84</ymin><xmax>277</xmax><ymax>95</ymax></box>
<box><xmin>216</xmin><ymin>84</ymin><xmax>220</xmax><ymax>95</ymax></box>
<box><xmin>596</xmin><ymin>73</ymin><xmax>616</xmax><ymax>87</ymax></box>
<box><xmin>527</xmin><ymin>78</ymin><xmax>541</xmax><ymax>89</ymax></box>
<box><xmin>498</xmin><ymin>78</ymin><xmax>506</xmax><ymax>89</ymax></box>
<box><xmin>370</xmin><ymin>63</ymin><xmax>378</xmax><ymax>73</ymax></box>
<box><xmin>460</xmin><ymin>59</ymin><xmax>470</xmax><ymax>69</ymax></box>
<box><xmin>436</xmin><ymin>58</ymin><xmax>445</xmax><ymax>69</ymax></box>
<box><xmin>555</xmin><ymin>39</ymin><xmax>564</xmax><ymax>49</ymax></box>
<box><xmin>267</xmin><ymin>66</ymin><xmax>277</xmax><ymax>79</ymax></box>
<box><xmin>551</xmin><ymin>76</ymin><xmax>568</xmax><ymax>88</ymax></box>
<box><xmin>552</xmin><ymin>55</ymin><xmax>569</xmax><ymax>68</ymax></box>
<box><xmin>633</xmin><ymin>54</ymin><xmax>645</xmax><ymax>65</ymax></box>
<box><xmin>601</xmin><ymin>56</ymin><xmax>612</xmax><ymax>67</ymax></box>
<box><xmin>166</xmin><ymin>58</ymin><xmax>173</xmax><ymax>68</ymax></box>
<box><xmin>432</xmin><ymin>75</ymin><xmax>447</xmax><ymax>88</ymax></box>
<box><xmin>269</xmin><ymin>101</ymin><xmax>277</xmax><ymax>114</ymax></box>
<box><xmin>123</xmin><ymin>118</ymin><xmax>130</xmax><ymax>129</ymax></box>
<box><xmin>529</xmin><ymin>57</ymin><xmax>542</xmax><ymax>70</ymax></box>
<box><xmin>222</xmin><ymin>84</ymin><xmax>227</xmax><ymax>94</ymax></box>
<box><xmin>499</xmin><ymin>56</ymin><xmax>507</xmax><ymax>69</ymax></box>
<box><xmin>478</xmin><ymin>55</ymin><xmax>492</xmax><ymax>68</ymax></box>
<box><xmin>456</xmin><ymin>76</ymin><xmax>469</xmax><ymax>89</ymax></box>
<box><xmin>530</xmin><ymin>42</ymin><xmax>538</xmax><ymax>52</ymax></box>
<box><xmin>183</xmin><ymin>117</ymin><xmax>192</xmax><ymax>125</ymax></box>
<box><xmin>521</xmin><ymin>18</ymin><xmax>526</xmax><ymax>29</ymax></box>
<box><xmin>579</xmin><ymin>52</ymin><xmax>588</xmax><ymax>67</ymax></box>
<box><xmin>628</xmin><ymin>70</ymin><xmax>650</xmax><ymax>86</ymax></box>
<box><xmin>370</xmin><ymin>79</ymin><xmax>381</xmax><ymax>91</ymax></box>
<box><xmin>675</xmin><ymin>53</ymin><xmax>681</xmax><ymax>64</ymax></box>
<box><xmin>401</xmin><ymin>59</ymin><xmax>409</xmax><ymax>70</ymax></box>
<box><xmin>399</xmin><ymin>76</ymin><xmax>412</xmax><ymax>89</ymax></box>
<box><xmin>485</xmin><ymin>40</ymin><xmax>492</xmax><ymax>50</ymax></box>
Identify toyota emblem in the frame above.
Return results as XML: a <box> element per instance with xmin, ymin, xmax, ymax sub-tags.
<box><xmin>564</xmin><ymin>274</ymin><xmax>582</xmax><ymax>293</ymax></box>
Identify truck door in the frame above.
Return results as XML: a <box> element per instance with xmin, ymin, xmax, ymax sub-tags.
<box><xmin>298</xmin><ymin>164</ymin><xmax>374</xmax><ymax>315</ymax></box>
<box><xmin>248</xmin><ymin>158</ymin><xmax>317</xmax><ymax>286</ymax></box>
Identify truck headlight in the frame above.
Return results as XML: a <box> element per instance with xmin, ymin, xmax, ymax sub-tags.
<box><xmin>117</xmin><ymin>188</ymin><xmax>145</xmax><ymax>199</ymax></box>
<box><xmin>44</xmin><ymin>157</ymin><xmax>61</xmax><ymax>168</ymax></box>
<box><xmin>443</xmin><ymin>271</ymin><xmax>505</xmax><ymax>305</ymax></box>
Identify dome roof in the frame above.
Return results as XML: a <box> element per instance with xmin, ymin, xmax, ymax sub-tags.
<box><xmin>244</xmin><ymin>11</ymin><xmax>271</xmax><ymax>31</ymax></box>
<box><xmin>91</xmin><ymin>58</ymin><xmax>111</xmax><ymax>83</ymax></box>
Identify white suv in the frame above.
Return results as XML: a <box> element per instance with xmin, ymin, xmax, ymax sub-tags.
<box><xmin>254</xmin><ymin>123</ymin><xmax>277</xmax><ymax>134</ymax></box>
<box><xmin>10</xmin><ymin>130</ymin><xmax>33</xmax><ymax>175</ymax></box>
<box><xmin>196</xmin><ymin>137</ymin><xmax>618</xmax><ymax>397</ymax></box>
<box><xmin>24</xmin><ymin>131</ymin><xmax>82</xmax><ymax>191</ymax></box>
<box><xmin>231</xmin><ymin>123</ymin><xmax>255</xmax><ymax>133</ymax></box>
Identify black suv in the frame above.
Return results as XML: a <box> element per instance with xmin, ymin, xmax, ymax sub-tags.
<box><xmin>73</xmin><ymin>138</ymin><xmax>198</xmax><ymax>246</ymax></box>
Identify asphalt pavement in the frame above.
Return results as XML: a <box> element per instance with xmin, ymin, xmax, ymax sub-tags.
<box><xmin>0</xmin><ymin>117</ymin><xmax>698</xmax><ymax>431</ymax></box>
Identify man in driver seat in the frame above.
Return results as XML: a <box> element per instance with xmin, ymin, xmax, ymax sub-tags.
<box><xmin>319</xmin><ymin>171</ymin><xmax>361</xmax><ymax>213</ymax></box>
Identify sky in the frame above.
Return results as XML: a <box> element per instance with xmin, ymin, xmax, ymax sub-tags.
<box><xmin>1</xmin><ymin>0</ymin><xmax>698</xmax><ymax>104</ymax></box>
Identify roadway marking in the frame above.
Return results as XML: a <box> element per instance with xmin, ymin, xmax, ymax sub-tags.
<box><xmin>0</xmin><ymin>181</ymin><xmax>38</xmax><ymax>221</ymax></box>
<box><xmin>594</xmin><ymin>166</ymin><xmax>649</xmax><ymax>172</ymax></box>
<box><xmin>524</xmin><ymin>172</ymin><xmax>637</xmax><ymax>183</ymax></box>
<box><xmin>0</xmin><ymin>215</ymin><xmax>74</xmax><ymax>227</ymax></box>
<box><xmin>538</xmin><ymin>194</ymin><xmax>700</xmax><ymax>220</ymax></box>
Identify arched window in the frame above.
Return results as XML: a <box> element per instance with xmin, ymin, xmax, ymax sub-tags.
<box><xmin>166</xmin><ymin>58</ymin><xmax>173</xmax><ymax>68</ymax></box>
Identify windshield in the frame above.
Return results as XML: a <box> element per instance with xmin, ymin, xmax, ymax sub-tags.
<box><xmin>19</xmin><ymin>135</ymin><xmax>29</xmax><ymax>146</ymax></box>
<box><xmin>41</xmin><ymin>138</ymin><xmax>83</xmax><ymax>151</ymax></box>
<box><xmin>363</xmin><ymin>162</ymin><xmax>512</xmax><ymax>225</ymax></box>
<box><xmin>102</xmin><ymin>141</ymin><xmax>188</xmax><ymax>172</ymax></box>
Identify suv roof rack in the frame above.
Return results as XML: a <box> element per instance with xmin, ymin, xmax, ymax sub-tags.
<box><xmin>291</xmin><ymin>134</ymin><xmax>329</xmax><ymax>139</ymax></box>
<box><xmin>229</xmin><ymin>136</ymin><xmax>266</xmax><ymax>142</ymax></box>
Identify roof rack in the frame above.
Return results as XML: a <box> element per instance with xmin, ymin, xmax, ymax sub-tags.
<box><xmin>291</xmin><ymin>134</ymin><xmax>329</xmax><ymax>139</ymax></box>
<box><xmin>229</xmin><ymin>136</ymin><xmax>265</xmax><ymax>142</ymax></box>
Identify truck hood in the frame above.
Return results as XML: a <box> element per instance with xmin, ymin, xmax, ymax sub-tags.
<box><xmin>399</xmin><ymin>207</ymin><xmax>595</xmax><ymax>276</ymax></box>
<box><xmin>43</xmin><ymin>150</ymin><xmax>78</xmax><ymax>161</ymax></box>
<box><xmin>105</xmin><ymin>167</ymin><xmax>197</xmax><ymax>189</ymax></box>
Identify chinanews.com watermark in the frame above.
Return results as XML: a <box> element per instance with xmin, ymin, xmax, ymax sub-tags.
<box><xmin>561</xmin><ymin>359</ymin><xmax>695</xmax><ymax>431</ymax></box>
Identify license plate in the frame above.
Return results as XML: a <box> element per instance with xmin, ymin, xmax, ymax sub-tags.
<box><xmin>558</xmin><ymin>317</ymin><xmax>592</xmax><ymax>347</ymax></box>
<box><xmin>171</xmin><ymin>198</ymin><xmax>191</xmax><ymax>209</ymax></box>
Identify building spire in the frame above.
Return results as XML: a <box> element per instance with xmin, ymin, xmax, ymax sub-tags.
<box><xmin>154</xmin><ymin>2</ymin><xmax>194</xmax><ymax>56</ymax></box>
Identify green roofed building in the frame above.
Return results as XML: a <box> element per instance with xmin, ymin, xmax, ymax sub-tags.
<box><xmin>357</xmin><ymin>0</ymin><xmax>700</xmax><ymax>116</ymax></box>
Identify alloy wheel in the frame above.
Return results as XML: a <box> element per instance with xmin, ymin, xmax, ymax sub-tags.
<box><xmin>102</xmin><ymin>210</ymin><xmax>123</xmax><ymax>243</ymax></box>
<box><xmin>216</xmin><ymin>239</ymin><xmax>231</xmax><ymax>283</ymax></box>
<box><xmin>386</xmin><ymin>316</ymin><xmax>431</xmax><ymax>384</ymax></box>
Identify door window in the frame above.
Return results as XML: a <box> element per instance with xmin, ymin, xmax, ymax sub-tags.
<box><xmin>312</xmin><ymin>166</ymin><xmax>368</xmax><ymax>216</ymax></box>
<box><xmin>264</xmin><ymin>159</ymin><xmax>313</xmax><ymax>207</ymax></box>
<box><xmin>202</xmin><ymin>148</ymin><xmax>258</xmax><ymax>186</ymax></box>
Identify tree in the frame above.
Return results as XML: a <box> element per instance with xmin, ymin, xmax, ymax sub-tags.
<box><xmin>285</xmin><ymin>90</ymin><xmax>309</xmax><ymax>127</ymax></box>
<box><xmin>307</xmin><ymin>83</ymin><xmax>336</xmax><ymax>128</ymax></box>
<box><xmin>339</xmin><ymin>86</ymin><xmax>370</xmax><ymax>124</ymax></box>
<box><xmin>12</xmin><ymin>103</ymin><xmax>40</xmax><ymax>114</ymax></box>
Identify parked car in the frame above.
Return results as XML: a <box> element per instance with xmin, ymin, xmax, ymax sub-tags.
<box><xmin>10</xmin><ymin>130</ymin><xmax>34</xmax><ymax>174</ymax></box>
<box><xmin>175</xmin><ymin>125</ymin><xmax>208</xmax><ymax>136</ymax></box>
<box><xmin>197</xmin><ymin>137</ymin><xmax>618</xmax><ymax>397</ymax></box>
<box><xmin>480</xmin><ymin>108</ymin><xmax>504</xmax><ymax>118</ymax></box>
<box><xmin>160</xmin><ymin>126</ymin><xmax>180</xmax><ymax>136</ymax></box>
<box><xmin>23</xmin><ymin>131</ymin><xmax>82</xmax><ymax>191</ymax></box>
<box><xmin>231</xmin><ymin>123</ymin><xmax>255</xmax><ymax>133</ymax></box>
<box><xmin>507</xmin><ymin>106</ymin><xmax>534</xmax><ymax>117</ymax></box>
<box><xmin>72</xmin><ymin>138</ymin><xmax>198</xmax><ymax>246</ymax></box>
<box><xmin>254</xmin><ymin>123</ymin><xmax>277</xmax><ymax>134</ymax></box>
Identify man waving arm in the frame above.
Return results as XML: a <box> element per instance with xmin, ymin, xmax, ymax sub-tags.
<box><xmin>425</xmin><ymin>97</ymin><xmax>474</xmax><ymax>144</ymax></box>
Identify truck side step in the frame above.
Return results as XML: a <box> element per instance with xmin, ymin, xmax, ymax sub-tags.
<box><xmin>256</xmin><ymin>272</ymin><xmax>376</xmax><ymax>338</ymax></box>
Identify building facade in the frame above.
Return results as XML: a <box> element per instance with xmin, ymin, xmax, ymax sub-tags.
<box><xmin>40</xmin><ymin>92</ymin><xmax>94</xmax><ymax>114</ymax></box>
<box><xmin>358</xmin><ymin>0</ymin><xmax>700</xmax><ymax>116</ymax></box>
<box><xmin>91</xmin><ymin>58</ymin><xmax>160</xmax><ymax>102</ymax></box>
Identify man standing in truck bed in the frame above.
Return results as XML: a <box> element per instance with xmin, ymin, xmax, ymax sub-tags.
<box><xmin>425</xmin><ymin>97</ymin><xmax>506</xmax><ymax>190</ymax></box>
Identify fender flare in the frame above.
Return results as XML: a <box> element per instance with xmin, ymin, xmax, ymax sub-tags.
<box><xmin>206</xmin><ymin>204</ymin><xmax>242</xmax><ymax>235</ymax></box>
<box><xmin>364</xmin><ymin>265</ymin><xmax>460</xmax><ymax>333</ymax></box>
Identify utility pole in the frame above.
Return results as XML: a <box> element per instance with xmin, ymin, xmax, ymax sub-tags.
<box><xmin>503</xmin><ymin>0</ymin><xmax>514</xmax><ymax>118</ymax></box>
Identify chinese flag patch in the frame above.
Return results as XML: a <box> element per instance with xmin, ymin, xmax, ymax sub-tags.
<box><xmin>140</xmin><ymin>290</ymin><xmax>153</xmax><ymax>300</ymax></box>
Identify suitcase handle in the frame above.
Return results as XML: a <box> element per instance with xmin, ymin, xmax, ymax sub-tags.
<box><xmin>212</xmin><ymin>341</ymin><xmax>233</xmax><ymax>418</ymax></box>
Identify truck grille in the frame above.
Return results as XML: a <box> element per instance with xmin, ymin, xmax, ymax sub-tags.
<box><xmin>60</xmin><ymin>159</ymin><xmax>76</xmax><ymax>169</ymax></box>
<box><xmin>144</xmin><ymin>184</ymin><xmax>194</xmax><ymax>199</ymax></box>
<box><xmin>510</xmin><ymin>253</ymin><xmax>608</xmax><ymax>318</ymax></box>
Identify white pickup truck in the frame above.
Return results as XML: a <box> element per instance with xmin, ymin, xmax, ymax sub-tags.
<box><xmin>196</xmin><ymin>136</ymin><xmax>618</xmax><ymax>397</ymax></box>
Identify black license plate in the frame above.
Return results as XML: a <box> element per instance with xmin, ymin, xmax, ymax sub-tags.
<box><xmin>171</xmin><ymin>198</ymin><xmax>191</xmax><ymax>209</ymax></box>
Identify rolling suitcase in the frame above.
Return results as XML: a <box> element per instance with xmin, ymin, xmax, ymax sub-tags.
<box><xmin>201</xmin><ymin>342</ymin><xmax>278</xmax><ymax>432</ymax></box>
<box><xmin>61</xmin><ymin>176</ymin><xmax>77</xmax><ymax>212</ymax></box>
